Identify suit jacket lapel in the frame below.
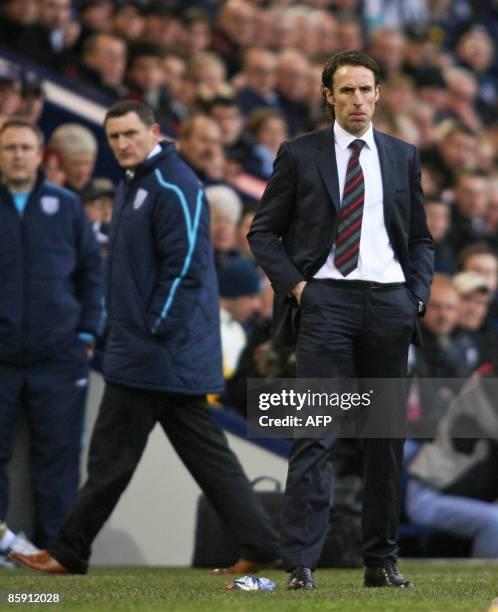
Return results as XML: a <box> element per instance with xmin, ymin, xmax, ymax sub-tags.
<box><xmin>314</xmin><ymin>128</ymin><xmax>341</xmax><ymax>213</ymax></box>
<box><xmin>374</xmin><ymin>129</ymin><xmax>395</xmax><ymax>230</ymax></box>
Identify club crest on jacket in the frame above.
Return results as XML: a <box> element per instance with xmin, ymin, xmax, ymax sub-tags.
<box><xmin>40</xmin><ymin>196</ymin><xmax>59</xmax><ymax>215</ymax></box>
<box><xmin>133</xmin><ymin>188</ymin><xmax>148</xmax><ymax>210</ymax></box>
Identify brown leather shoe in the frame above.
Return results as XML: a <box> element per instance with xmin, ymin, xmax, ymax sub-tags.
<box><xmin>212</xmin><ymin>557</ymin><xmax>282</xmax><ymax>574</ymax></box>
<box><xmin>9</xmin><ymin>550</ymin><xmax>70</xmax><ymax>574</ymax></box>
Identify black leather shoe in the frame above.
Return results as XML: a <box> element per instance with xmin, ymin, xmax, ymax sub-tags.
<box><xmin>286</xmin><ymin>566</ymin><xmax>315</xmax><ymax>590</ymax></box>
<box><xmin>364</xmin><ymin>560</ymin><xmax>414</xmax><ymax>588</ymax></box>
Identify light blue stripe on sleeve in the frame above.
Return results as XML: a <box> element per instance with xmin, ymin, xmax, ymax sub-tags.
<box><xmin>152</xmin><ymin>169</ymin><xmax>203</xmax><ymax>332</ymax></box>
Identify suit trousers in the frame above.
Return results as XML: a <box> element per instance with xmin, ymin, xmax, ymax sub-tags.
<box><xmin>48</xmin><ymin>383</ymin><xmax>279</xmax><ymax>573</ymax></box>
<box><xmin>280</xmin><ymin>279</ymin><xmax>416</xmax><ymax>570</ymax></box>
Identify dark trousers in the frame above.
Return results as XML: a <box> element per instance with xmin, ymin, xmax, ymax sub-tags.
<box><xmin>0</xmin><ymin>344</ymin><xmax>88</xmax><ymax>547</ymax></box>
<box><xmin>48</xmin><ymin>383</ymin><xmax>279</xmax><ymax>574</ymax></box>
<box><xmin>281</xmin><ymin>280</ymin><xmax>415</xmax><ymax>570</ymax></box>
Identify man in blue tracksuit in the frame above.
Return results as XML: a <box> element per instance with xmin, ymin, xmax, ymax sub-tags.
<box><xmin>0</xmin><ymin>118</ymin><xmax>102</xmax><ymax>549</ymax></box>
<box><xmin>12</xmin><ymin>101</ymin><xmax>279</xmax><ymax>575</ymax></box>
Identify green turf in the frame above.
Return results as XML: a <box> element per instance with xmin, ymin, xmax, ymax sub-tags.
<box><xmin>0</xmin><ymin>562</ymin><xmax>497</xmax><ymax>611</ymax></box>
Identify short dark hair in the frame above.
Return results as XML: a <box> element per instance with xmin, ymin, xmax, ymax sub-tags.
<box><xmin>0</xmin><ymin>116</ymin><xmax>44</xmax><ymax>146</ymax></box>
<box><xmin>203</xmin><ymin>93</ymin><xmax>240</xmax><ymax>114</ymax></box>
<box><xmin>127</xmin><ymin>41</ymin><xmax>163</xmax><ymax>71</ymax></box>
<box><xmin>321</xmin><ymin>51</ymin><xmax>381</xmax><ymax>119</ymax></box>
<box><xmin>104</xmin><ymin>100</ymin><xmax>156</xmax><ymax>127</ymax></box>
<box><xmin>457</xmin><ymin>243</ymin><xmax>498</xmax><ymax>271</ymax></box>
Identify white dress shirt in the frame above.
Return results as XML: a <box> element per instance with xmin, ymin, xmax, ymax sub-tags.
<box><xmin>315</xmin><ymin>122</ymin><xmax>405</xmax><ymax>283</ymax></box>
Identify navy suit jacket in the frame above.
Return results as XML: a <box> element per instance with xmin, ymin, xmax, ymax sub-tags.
<box><xmin>248</xmin><ymin>125</ymin><xmax>434</xmax><ymax>347</ymax></box>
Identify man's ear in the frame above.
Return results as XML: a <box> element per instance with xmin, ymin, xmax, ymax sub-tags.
<box><xmin>151</xmin><ymin>123</ymin><xmax>161</xmax><ymax>138</ymax></box>
<box><xmin>324</xmin><ymin>87</ymin><xmax>335</xmax><ymax>105</ymax></box>
<box><xmin>374</xmin><ymin>85</ymin><xmax>380</xmax><ymax>102</ymax></box>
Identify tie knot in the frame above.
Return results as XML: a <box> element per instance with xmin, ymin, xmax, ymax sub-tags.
<box><xmin>350</xmin><ymin>139</ymin><xmax>365</xmax><ymax>154</ymax></box>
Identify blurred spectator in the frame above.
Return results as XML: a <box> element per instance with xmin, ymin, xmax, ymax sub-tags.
<box><xmin>448</xmin><ymin>171</ymin><xmax>490</xmax><ymax>253</ymax></box>
<box><xmin>204</xmin><ymin>93</ymin><xmax>262</xmax><ymax>178</ymax></box>
<box><xmin>415</xmin><ymin>273</ymin><xmax>467</xmax><ymax>379</ymax></box>
<box><xmin>252</xmin><ymin>7</ymin><xmax>272</xmax><ymax>48</ymax></box>
<box><xmin>81</xmin><ymin>176</ymin><xmax>113</xmax><ymax>224</ymax></box>
<box><xmin>81</xmin><ymin>176</ymin><xmax>114</xmax><ymax>257</ymax></box>
<box><xmin>236</xmin><ymin>47</ymin><xmax>280</xmax><ymax>118</ymax></box>
<box><xmin>411</xmin><ymin>102</ymin><xmax>436</xmax><ymax>149</ymax></box>
<box><xmin>309</xmin><ymin>10</ymin><xmax>340</xmax><ymax>61</ymax></box>
<box><xmin>177</xmin><ymin>115</ymin><xmax>225</xmax><ymax>183</ymax></box>
<box><xmin>142</xmin><ymin>1</ymin><xmax>182</xmax><ymax>50</ymax></box>
<box><xmin>205</xmin><ymin>183</ymin><xmax>242</xmax><ymax>267</ymax></box>
<box><xmin>336</xmin><ymin>14</ymin><xmax>364</xmax><ymax>51</ymax></box>
<box><xmin>24</xmin><ymin>0</ymin><xmax>80</xmax><ymax>71</ymax></box>
<box><xmin>378</xmin><ymin>74</ymin><xmax>418</xmax><ymax>143</ymax></box>
<box><xmin>245</xmin><ymin>108</ymin><xmax>288</xmax><ymax>179</ymax></box>
<box><xmin>453</xmin><ymin>271</ymin><xmax>496</xmax><ymax>371</ymax></box>
<box><xmin>70</xmin><ymin>33</ymin><xmax>128</xmax><ymax>98</ymax></box>
<box><xmin>78</xmin><ymin>0</ymin><xmax>113</xmax><ymax>34</ymax></box>
<box><xmin>409</xmin><ymin>274</ymin><xmax>467</xmax><ymax>435</ymax></box>
<box><xmin>457</xmin><ymin>244</ymin><xmax>498</xmax><ymax>331</ymax></box>
<box><xmin>218</xmin><ymin>257</ymin><xmax>262</xmax><ymax>377</ymax></box>
<box><xmin>111</xmin><ymin>1</ymin><xmax>145</xmax><ymax>42</ymax></box>
<box><xmin>454</xmin><ymin>272</ymin><xmax>491</xmax><ymax>332</ymax></box>
<box><xmin>421</xmin><ymin>123</ymin><xmax>479</xmax><ymax>189</ymax></box>
<box><xmin>458</xmin><ymin>243</ymin><xmax>498</xmax><ymax>296</ymax></box>
<box><xmin>402</xmin><ymin>26</ymin><xmax>436</xmax><ymax>78</ymax></box>
<box><xmin>48</xmin><ymin>123</ymin><xmax>97</xmax><ymax>194</ymax></box>
<box><xmin>126</xmin><ymin>41</ymin><xmax>177</xmax><ymax>129</ymax></box>
<box><xmin>211</xmin><ymin>0</ymin><xmax>257</xmax><ymax>77</ymax></box>
<box><xmin>424</xmin><ymin>198</ymin><xmax>454</xmax><ymax>273</ymax></box>
<box><xmin>188</xmin><ymin>52</ymin><xmax>227</xmax><ymax>99</ymax></box>
<box><xmin>455</xmin><ymin>25</ymin><xmax>497</xmax><ymax>119</ymax></box>
<box><xmin>179</xmin><ymin>8</ymin><xmax>212</xmax><ymax>56</ymax></box>
<box><xmin>0</xmin><ymin>0</ymin><xmax>39</xmax><ymax>54</ymax></box>
<box><xmin>17</xmin><ymin>73</ymin><xmax>45</xmax><ymax>124</ymax></box>
<box><xmin>161</xmin><ymin>50</ymin><xmax>189</xmax><ymax>127</ymax></box>
<box><xmin>414</xmin><ymin>67</ymin><xmax>448</xmax><ymax>122</ymax></box>
<box><xmin>406</xmin><ymin>360</ymin><xmax>498</xmax><ymax>558</ymax></box>
<box><xmin>444</xmin><ymin>67</ymin><xmax>483</xmax><ymax>133</ymax></box>
<box><xmin>0</xmin><ymin>64</ymin><xmax>22</xmax><ymax>117</ymax></box>
<box><xmin>275</xmin><ymin>49</ymin><xmax>311</xmax><ymax>135</ymax></box>
<box><xmin>369</xmin><ymin>27</ymin><xmax>406</xmax><ymax>77</ymax></box>
<box><xmin>266</xmin><ymin>6</ymin><xmax>297</xmax><ymax>52</ymax></box>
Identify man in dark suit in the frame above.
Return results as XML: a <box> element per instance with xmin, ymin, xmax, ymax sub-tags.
<box><xmin>248</xmin><ymin>51</ymin><xmax>434</xmax><ymax>590</ymax></box>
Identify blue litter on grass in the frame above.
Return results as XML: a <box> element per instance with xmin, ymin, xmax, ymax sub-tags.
<box><xmin>226</xmin><ymin>576</ymin><xmax>276</xmax><ymax>591</ymax></box>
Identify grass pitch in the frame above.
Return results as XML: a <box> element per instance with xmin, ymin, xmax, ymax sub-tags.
<box><xmin>1</xmin><ymin>562</ymin><xmax>497</xmax><ymax>611</ymax></box>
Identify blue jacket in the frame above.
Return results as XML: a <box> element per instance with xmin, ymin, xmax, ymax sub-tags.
<box><xmin>0</xmin><ymin>173</ymin><xmax>103</xmax><ymax>365</ymax></box>
<box><xmin>103</xmin><ymin>142</ymin><xmax>223</xmax><ymax>395</ymax></box>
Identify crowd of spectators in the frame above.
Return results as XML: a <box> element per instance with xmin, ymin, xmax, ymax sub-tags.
<box><xmin>0</xmin><ymin>0</ymin><xmax>497</xmax><ymax>556</ymax></box>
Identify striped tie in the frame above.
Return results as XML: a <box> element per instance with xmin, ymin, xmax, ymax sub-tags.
<box><xmin>334</xmin><ymin>139</ymin><xmax>365</xmax><ymax>276</ymax></box>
